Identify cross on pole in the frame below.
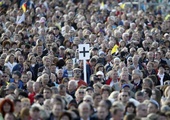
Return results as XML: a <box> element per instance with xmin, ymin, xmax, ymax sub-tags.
<box><xmin>78</xmin><ymin>44</ymin><xmax>90</xmax><ymax>84</ymax></box>
<box><xmin>79</xmin><ymin>47</ymin><xmax>89</xmax><ymax>57</ymax></box>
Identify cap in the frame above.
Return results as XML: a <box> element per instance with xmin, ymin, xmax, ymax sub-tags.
<box><xmin>5</xmin><ymin>83</ymin><xmax>16</xmax><ymax>91</ymax></box>
<box><xmin>122</xmin><ymin>84</ymin><xmax>130</xmax><ymax>89</ymax></box>
<box><xmin>13</xmin><ymin>71</ymin><xmax>21</xmax><ymax>78</ymax></box>
<box><xmin>59</xmin><ymin>46</ymin><xmax>65</xmax><ymax>50</ymax></box>
<box><xmin>150</xmin><ymin>99</ymin><xmax>159</xmax><ymax>109</ymax></box>
<box><xmin>99</xmin><ymin>51</ymin><xmax>105</xmax><ymax>56</ymax></box>
<box><xmin>86</xmin><ymin>87</ymin><xmax>93</xmax><ymax>91</ymax></box>
<box><xmin>73</xmin><ymin>68</ymin><xmax>81</xmax><ymax>71</ymax></box>
<box><xmin>34</xmin><ymin>94</ymin><xmax>43</xmax><ymax>100</ymax></box>
<box><xmin>96</xmin><ymin>71</ymin><xmax>104</xmax><ymax>77</ymax></box>
<box><xmin>92</xmin><ymin>47</ymin><xmax>98</xmax><ymax>51</ymax></box>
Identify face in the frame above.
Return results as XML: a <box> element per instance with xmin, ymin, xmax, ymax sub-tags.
<box><xmin>14</xmin><ymin>101</ymin><xmax>21</xmax><ymax>113</ymax></box>
<box><xmin>68</xmin><ymin>82</ymin><xmax>76</xmax><ymax>92</ymax></box>
<box><xmin>147</xmin><ymin>103</ymin><xmax>158</xmax><ymax>114</ymax></box>
<box><xmin>73</xmin><ymin>70</ymin><xmax>81</xmax><ymax>78</ymax></box>
<box><xmin>121</xmin><ymin>92</ymin><xmax>129</xmax><ymax>103</ymax></box>
<box><xmin>22</xmin><ymin>101</ymin><xmax>30</xmax><ymax>108</ymax></box>
<box><xmin>102</xmin><ymin>91</ymin><xmax>109</xmax><ymax>100</ymax></box>
<box><xmin>97</xmin><ymin>107</ymin><xmax>108</xmax><ymax>120</ymax></box>
<box><xmin>137</xmin><ymin>105</ymin><xmax>147</xmax><ymax>117</ymax></box>
<box><xmin>42</xmin><ymin>74</ymin><xmax>49</xmax><ymax>84</ymax></box>
<box><xmin>79</xmin><ymin>105</ymin><xmax>90</xmax><ymax>118</ymax></box>
<box><xmin>135</xmin><ymin>96</ymin><xmax>144</xmax><ymax>103</ymax></box>
<box><xmin>57</xmin><ymin>70</ymin><xmax>63</xmax><ymax>78</ymax></box>
<box><xmin>3</xmin><ymin>102</ymin><xmax>11</xmax><ymax>113</ymax></box>
<box><xmin>127</xmin><ymin>105</ymin><xmax>135</xmax><ymax>114</ymax></box>
<box><xmin>43</xmin><ymin>89</ymin><xmax>52</xmax><ymax>99</ymax></box>
<box><xmin>21</xmin><ymin>74</ymin><xmax>28</xmax><ymax>83</ymax></box>
<box><xmin>52</xmin><ymin>104</ymin><xmax>62</xmax><ymax>117</ymax></box>
<box><xmin>76</xmin><ymin>90</ymin><xmax>85</xmax><ymax>100</ymax></box>
<box><xmin>30</xmin><ymin>111</ymin><xmax>40</xmax><ymax>120</ymax></box>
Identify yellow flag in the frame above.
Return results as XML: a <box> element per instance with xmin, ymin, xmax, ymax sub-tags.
<box><xmin>100</xmin><ymin>1</ymin><xmax>104</xmax><ymax>9</ymax></box>
<box><xmin>120</xmin><ymin>3</ymin><xmax>125</xmax><ymax>9</ymax></box>
<box><xmin>165</xmin><ymin>14</ymin><xmax>170</xmax><ymax>21</ymax></box>
<box><xmin>111</xmin><ymin>44</ymin><xmax>119</xmax><ymax>54</ymax></box>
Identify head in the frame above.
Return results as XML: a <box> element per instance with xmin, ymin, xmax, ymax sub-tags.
<box><xmin>78</xmin><ymin>102</ymin><xmax>91</xmax><ymax>119</ymax></box>
<box><xmin>136</xmin><ymin>103</ymin><xmax>147</xmax><ymax>118</ymax></box>
<box><xmin>43</xmin><ymin>87</ymin><xmax>52</xmax><ymax>99</ymax></box>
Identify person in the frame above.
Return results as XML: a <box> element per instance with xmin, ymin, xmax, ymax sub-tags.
<box><xmin>48</xmin><ymin>103</ymin><xmax>64</xmax><ymax>120</ymax></box>
<box><xmin>67</xmin><ymin>80</ymin><xmax>78</xmax><ymax>99</ymax></box>
<box><xmin>75</xmin><ymin>102</ymin><xmax>92</xmax><ymax>120</ymax></box>
<box><xmin>29</xmin><ymin>106</ymin><xmax>41</xmax><ymax>120</ymax></box>
<box><xmin>124</xmin><ymin>102</ymin><xmax>136</xmax><ymax>115</ymax></box>
<box><xmin>136</xmin><ymin>103</ymin><xmax>147</xmax><ymax>118</ymax></box>
<box><xmin>72</xmin><ymin>68</ymin><xmax>87</xmax><ymax>88</ymax></box>
<box><xmin>147</xmin><ymin>100</ymin><xmax>159</xmax><ymax>114</ymax></box>
<box><xmin>0</xmin><ymin>99</ymin><xmax>14</xmax><ymax>118</ymax></box>
<box><xmin>110</xmin><ymin>107</ymin><xmax>124</xmax><ymax>120</ymax></box>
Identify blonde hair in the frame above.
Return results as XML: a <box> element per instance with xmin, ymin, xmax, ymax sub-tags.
<box><xmin>21</xmin><ymin>98</ymin><xmax>30</xmax><ymax>103</ymax></box>
<box><xmin>5</xmin><ymin>53</ymin><xmax>15</xmax><ymax>63</ymax></box>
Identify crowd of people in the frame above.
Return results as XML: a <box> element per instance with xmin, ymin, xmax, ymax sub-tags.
<box><xmin>0</xmin><ymin>0</ymin><xmax>170</xmax><ymax>120</ymax></box>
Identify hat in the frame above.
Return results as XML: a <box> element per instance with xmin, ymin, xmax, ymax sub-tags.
<box><xmin>96</xmin><ymin>71</ymin><xmax>104</xmax><ymax>77</ymax></box>
<box><xmin>73</xmin><ymin>68</ymin><xmax>81</xmax><ymax>71</ymax></box>
<box><xmin>86</xmin><ymin>87</ymin><xmax>93</xmax><ymax>91</ymax></box>
<box><xmin>59</xmin><ymin>46</ymin><xmax>65</xmax><ymax>50</ymax></box>
<box><xmin>122</xmin><ymin>84</ymin><xmax>130</xmax><ymax>89</ymax></box>
<box><xmin>5</xmin><ymin>83</ymin><xmax>16</xmax><ymax>91</ymax></box>
<box><xmin>99</xmin><ymin>51</ymin><xmax>105</xmax><ymax>56</ymax></box>
<box><xmin>34</xmin><ymin>94</ymin><xmax>43</xmax><ymax>100</ymax></box>
<box><xmin>13</xmin><ymin>71</ymin><xmax>21</xmax><ymax>78</ymax></box>
<box><xmin>150</xmin><ymin>99</ymin><xmax>159</xmax><ymax>109</ymax></box>
<box><xmin>92</xmin><ymin>47</ymin><xmax>98</xmax><ymax>51</ymax></box>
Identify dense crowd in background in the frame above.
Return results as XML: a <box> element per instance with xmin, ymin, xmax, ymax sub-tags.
<box><xmin>1</xmin><ymin>0</ymin><xmax>170</xmax><ymax>120</ymax></box>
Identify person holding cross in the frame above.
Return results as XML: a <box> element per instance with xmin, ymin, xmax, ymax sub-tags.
<box><xmin>72</xmin><ymin>68</ymin><xmax>87</xmax><ymax>88</ymax></box>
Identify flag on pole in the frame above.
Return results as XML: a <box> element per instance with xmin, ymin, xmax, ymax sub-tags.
<box><xmin>21</xmin><ymin>2</ymin><xmax>27</xmax><ymax>12</ymax></box>
<box><xmin>119</xmin><ymin>3</ymin><xmax>125</xmax><ymax>9</ymax></box>
<box><xmin>111</xmin><ymin>44</ymin><xmax>119</xmax><ymax>54</ymax></box>
<box><xmin>16</xmin><ymin>13</ymin><xmax>25</xmax><ymax>24</ymax></box>
<box><xmin>100</xmin><ymin>1</ymin><xmax>105</xmax><ymax>10</ymax></box>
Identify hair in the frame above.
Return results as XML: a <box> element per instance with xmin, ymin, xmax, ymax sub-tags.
<box><xmin>21</xmin><ymin>98</ymin><xmax>30</xmax><ymax>103</ymax></box>
<box><xmin>124</xmin><ymin>102</ymin><xmax>136</xmax><ymax>115</ymax></box>
<box><xmin>124</xmin><ymin>113</ymin><xmax>136</xmax><ymax>120</ymax></box>
<box><xmin>147</xmin><ymin>75</ymin><xmax>158</xmax><ymax>86</ymax></box>
<box><xmin>43</xmin><ymin>87</ymin><xmax>52</xmax><ymax>93</ymax></box>
<box><xmin>101</xmin><ymin>85</ymin><xmax>111</xmax><ymax>95</ymax></box>
<box><xmin>0</xmin><ymin>99</ymin><xmax>14</xmax><ymax>117</ymax></box>
<box><xmin>4</xmin><ymin>53</ymin><xmax>15</xmax><ymax>63</ymax></box>
<box><xmin>13</xmin><ymin>99</ymin><xmax>21</xmax><ymax>106</ymax></box>
<box><xmin>143</xmin><ymin>78</ymin><xmax>154</xmax><ymax>89</ymax></box>
<box><xmin>164</xmin><ymin>86</ymin><xmax>170</xmax><ymax>98</ymax></box>
<box><xmin>92</xmin><ymin>93</ymin><xmax>101</xmax><ymax>100</ymax></box>
<box><xmin>59</xmin><ymin>111</ymin><xmax>73</xmax><ymax>120</ymax></box>
<box><xmin>143</xmin><ymin>88</ymin><xmax>152</xmax><ymax>98</ymax></box>
<box><xmin>94</xmin><ymin>63</ymin><xmax>105</xmax><ymax>74</ymax></box>
<box><xmin>152</xmin><ymin>88</ymin><xmax>162</xmax><ymax>105</ymax></box>
<box><xmin>135</xmin><ymin>91</ymin><xmax>144</xmax><ymax>98</ymax></box>
<box><xmin>19</xmin><ymin>108</ymin><xmax>30</xmax><ymax>120</ymax></box>
<box><xmin>110</xmin><ymin>107</ymin><xmax>123</xmax><ymax>116</ymax></box>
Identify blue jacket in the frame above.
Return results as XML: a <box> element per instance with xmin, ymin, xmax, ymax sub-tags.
<box><xmin>9</xmin><ymin>78</ymin><xmax>24</xmax><ymax>89</ymax></box>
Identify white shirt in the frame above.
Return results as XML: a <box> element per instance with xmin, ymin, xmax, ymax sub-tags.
<box><xmin>157</xmin><ymin>73</ymin><xmax>165</xmax><ymax>86</ymax></box>
<box><xmin>4</xmin><ymin>62</ymin><xmax>17</xmax><ymax>73</ymax></box>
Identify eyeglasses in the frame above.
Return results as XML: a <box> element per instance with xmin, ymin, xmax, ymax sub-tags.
<box><xmin>84</xmin><ymin>99</ymin><xmax>91</xmax><ymax>102</ymax></box>
<box><xmin>74</xmin><ymin>71</ymin><xmax>81</xmax><ymax>73</ymax></box>
<box><xmin>122</xmin><ymin>95</ymin><xmax>128</xmax><ymax>97</ymax></box>
<box><xmin>2</xmin><ymin>76</ymin><xmax>7</xmax><ymax>78</ymax></box>
<box><xmin>79</xmin><ymin>91</ymin><xmax>84</xmax><ymax>94</ymax></box>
